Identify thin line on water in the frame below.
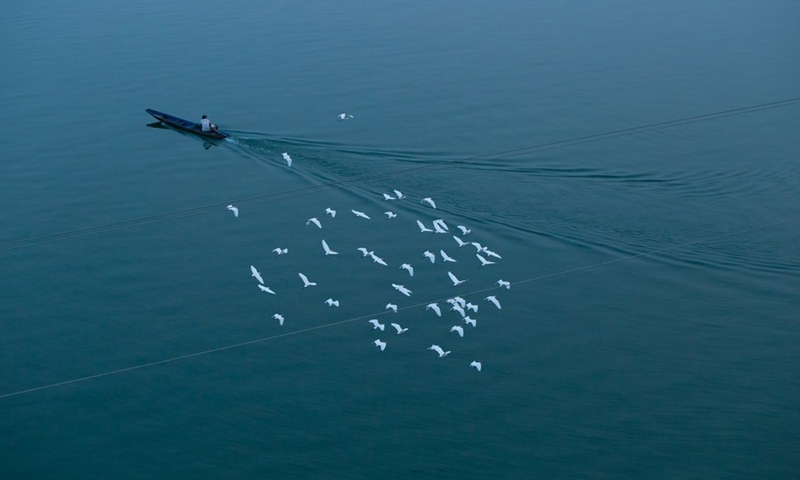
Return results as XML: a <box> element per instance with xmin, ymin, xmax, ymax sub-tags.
<box><xmin>2</xmin><ymin>215</ymin><xmax>797</xmax><ymax>400</ymax></box>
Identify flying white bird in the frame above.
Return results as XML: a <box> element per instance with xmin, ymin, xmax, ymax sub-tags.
<box><xmin>306</xmin><ymin>217</ymin><xmax>322</xmax><ymax>229</ymax></box>
<box><xmin>250</xmin><ymin>266</ymin><xmax>264</xmax><ymax>284</ymax></box>
<box><xmin>483</xmin><ymin>249</ymin><xmax>502</xmax><ymax>259</ymax></box>
<box><xmin>497</xmin><ymin>279</ymin><xmax>511</xmax><ymax>289</ymax></box>
<box><xmin>421</xmin><ymin>197</ymin><xmax>437</xmax><ymax>209</ymax></box>
<box><xmin>450</xmin><ymin>304</ymin><xmax>466</xmax><ymax>317</ymax></box>
<box><xmin>448</xmin><ymin>271</ymin><xmax>467</xmax><ymax>286</ymax></box>
<box><xmin>428</xmin><ymin>344</ymin><xmax>451</xmax><ymax>357</ymax></box>
<box><xmin>357</xmin><ymin>247</ymin><xmax>371</xmax><ymax>257</ymax></box>
<box><xmin>463</xmin><ymin>316</ymin><xmax>477</xmax><ymax>327</ymax></box>
<box><xmin>392</xmin><ymin>283</ymin><xmax>412</xmax><ymax>297</ymax></box>
<box><xmin>465</xmin><ymin>302</ymin><xmax>478</xmax><ymax>313</ymax></box>
<box><xmin>383</xmin><ymin>193</ymin><xmax>396</xmax><ymax>201</ymax></box>
<box><xmin>453</xmin><ymin>235</ymin><xmax>468</xmax><ymax>247</ymax></box>
<box><xmin>258</xmin><ymin>285</ymin><xmax>276</xmax><ymax>294</ymax></box>
<box><xmin>351</xmin><ymin>209</ymin><xmax>371</xmax><ymax>219</ymax></box>
<box><xmin>400</xmin><ymin>263</ymin><xmax>414</xmax><ymax>276</ymax></box>
<box><xmin>338</xmin><ymin>113</ymin><xmax>354</xmax><ymax>120</ymax></box>
<box><xmin>450</xmin><ymin>325</ymin><xmax>464</xmax><ymax>337</ymax></box>
<box><xmin>485</xmin><ymin>295</ymin><xmax>502</xmax><ymax>309</ymax></box>
<box><xmin>440</xmin><ymin>250</ymin><xmax>457</xmax><ymax>262</ymax></box>
<box><xmin>368</xmin><ymin>319</ymin><xmax>385</xmax><ymax>331</ymax></box>
<box><xmin>450</xmin><ymin>297</ymin><xmax>466</xmax><ymax>308</ymax></box>
<box><xmin>282</xmin><ymin>152</ymin><xmax>292</xmax><ymax>167</ymax></box>
<box><xmin>416</xmin><ymin>220</ymin><xmax>433</xmax><ymax>233</ymax></box>
<box><xmin>322</xmin><ymin>239</ymin><xmax>338</xmax><ymax>255</ymax></box>
<box><xmin>385</xmin><ymin>303</ymin><xmax>398</xmax><ymax>313</ymax></box>
<box><xmin>470</xmin><ymin>361</ymin><xmax>482</xmax><ymax>372</ymax></box>
<box><xmin>393</xmin><ymin>190</ymin><xmax>404</xmax><ymax>199</ymax></box>
<box><xmin>476</xmin><ymin>254</ymin><xmax>495</xmax><ymax>266</ymax></box>
<box><xmin>457</xmin><ymin>225</ymin><xmax>471</xmax><ymax>235</ymax></box>
<box><xmin>384</xmin><ymin>211</ymin><xmax>397</xmax><ymax>219</ymax></box>
<box><xmin>374</xmin><ymin>339</ymin><xmax>386</xmax><ymax>351</ymax></box>
<box><xmin>325</xmin><ymin>207</ymin><xmax>336</xmax><ymax>218</ymax></box>
<box><xmin>226</xmin><ymin>205</ymin><xmax>239</xmax><ymax>217</ymax></box>
<box><xmin>370</xmin><ymin>252</ymin><xmax>388</xmax><ymax>266</ymax></box>
<box><xmin>432</xmin><ymin>219</ymin><xmax>449</xmax><ymax>233</ymax></box>
<box><xmin>423</xmin><ymin>251</ymin><xmax>436</xmax><ymax>263</ymax></box>
<box><xmin>426</xmin><ymin>303</ymin><xmax>442</xmax><ymax>317</ymax></box>
<box><xmin>325</xmin><ymin>298</ymin><xmax>340</xmax><ymax>307</ymax></box>
<box><xmin>272</xmin><ymin>247</ymin><xmax>288</xmax><ymax>255</ymax></box>
<box><xmin>390</xmin><ymin>322</ymin><xmax>408</xmax><ymax>334</ymax></box>
<box><xmin>298</xmin><ymin>273</ymin><xmax>317</xmax><ymax>288</ymax></box>
<box><xmin>272</xmin><ymin>313</ymin><xmax>284</xmax><ymax>326</ymax></box>
<box><xmin>433</xmin><ymin>222</ymin><xmax>448</xmax><ymax>234</ymax></box>
<box><xmin>470</xmin><ymin>242</ymin><xmax>484</xmax><ymax>251</ymax></box>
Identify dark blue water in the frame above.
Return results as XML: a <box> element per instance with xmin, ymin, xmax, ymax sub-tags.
<box><xmin>2</xmin><ymin>1</ymin><xmax>799</xmax><ymax>478</ymax></box>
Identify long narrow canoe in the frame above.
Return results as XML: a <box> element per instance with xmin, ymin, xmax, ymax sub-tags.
<box><xmin>145</xmin><ymin>108</ymin><xmax>229</xmax><ymax>139</ymax></box>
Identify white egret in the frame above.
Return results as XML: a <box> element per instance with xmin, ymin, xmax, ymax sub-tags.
<box><xmin>322</xmin><ymin>239</ymin><xmax>338</xmax><ymax>255</ymax></box>
<box><xmin>428</xmin><ymin>344</ymin><xmax>450</xmax><ymax>357</ymax></box>
<box><xmin>440</xmin><ymin>250</ymin><xmax>456</xmax><ymax>262</ymax></box>
<box><xmin>421</xmin><ymin>197</ymin><xmax>437</xmax><ymax>209</ymax></box>
<box><xmin>307</xmin><ymin>217</ymin><xmax>322</xmax><ymax>229</ymax></box>
<box><xmin>351</xmin><ymin>209</ymin><xmax>371</xmax><ymax>219</ymax></box>
<box><xmin>298</xmin><ymin>273</ymin><xmax>316</xmax><ymax>288</ymax></box>
<box><xmin>426</xmin><ymin>303</ymin><xmax>442</xmax><ymax>317</ymax></box>
<box><xmin>450</xmin><ymin>325</ymin><xmax>464</xmax><ymax>337</ymax></box>
<box><xmin>417</xmin><ymin>220</ymin><xmax>433</xmax><ymax>233</ymax></box>
<box><xmin>390</xmin><ymin>323</ymin><xmax>408</xmax><ymax>334</ymax></box>
<box><xmin>476</xmin><ymin>254</ymin><xmax>495</xmax><ymax>266</ymax></box>
<box><xmin>448</xmin><ymin>271</ymin><xmax>467</xmax><ymax>286</ymax></box>
<box><xmin>485</xmin><ymin>295</ymin><xmax>502</xmax><ymax>309</ymax></box>
<box><xmin>368</xmin><ymin>319</ymin><xmax>385</xmax><ymax>331</ymax></box>
<box><xmin>250</xmin><ymin>266</ymin><xmax>264</xmax><ymax>284</ymax></box>
<box><xmin>392</xmin><ymin>284</ymin><xmax>412</xmax><ymax>297</ymax></box>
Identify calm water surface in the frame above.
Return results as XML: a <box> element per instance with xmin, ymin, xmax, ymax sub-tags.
<box><xmin>1</xmin><ymin>1</ymin><xmax>799</xmax><ymax>478</ymax></box>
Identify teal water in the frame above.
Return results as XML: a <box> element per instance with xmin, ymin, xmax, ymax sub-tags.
<box><xmin>2</xmin><ymin>1</ymin><xmax>799</xmax><ymax>478</ymax></box>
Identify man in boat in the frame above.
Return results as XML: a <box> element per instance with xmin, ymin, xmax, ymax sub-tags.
<box><xmin>200</xmin><ymin>115</ymin><xmax>218</xmax><ymax>133</ymax></box>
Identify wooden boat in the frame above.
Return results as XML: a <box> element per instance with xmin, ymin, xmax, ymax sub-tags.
<box><xmin>145</xmin><ymin>109</ymin><xmax>229</xmax><ymax>139</ymax></box>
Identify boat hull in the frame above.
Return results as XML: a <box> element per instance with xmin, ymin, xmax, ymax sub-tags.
<box><xmin>145</xmin><ymin>109</ymin><xmax>229</xmax><ymax>139</ymax></box>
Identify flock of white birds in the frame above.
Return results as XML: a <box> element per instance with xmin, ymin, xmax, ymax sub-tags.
<box><xmin>229</xmin><ymin>188</ymin><xmax>512</xmax><ymax>373</ymax></box>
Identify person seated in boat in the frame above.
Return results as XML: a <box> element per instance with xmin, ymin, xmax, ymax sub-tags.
<box><xmin>200</xmin><ymin>115</ymin><xmax>218</xmax><ymax>132</ymax></box>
